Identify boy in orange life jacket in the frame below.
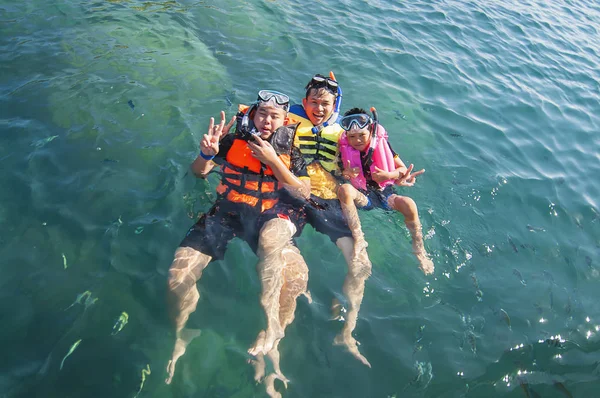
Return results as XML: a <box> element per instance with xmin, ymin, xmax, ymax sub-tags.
<box><xmin>337</xmin><ymin>107</ymin><xmax>434</xmax><ymax>275</ymax></box>
<box><xmin>165</xmin><ymin>90</ymin><xmax>311</xmax><ymax>389</ymax></box>
<box><xmin>287</xmin><ymin>73</ymin><xmax>373</xmax><ymax>367</ymax></box>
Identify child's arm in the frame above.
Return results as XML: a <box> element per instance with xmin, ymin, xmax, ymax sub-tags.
<box><xmin>191</xmin><ymin>112</ymin><xmax>230</xmax><ymax>178</ymax></box>
<box><xmin>371</xmin><ymin>156</ymin><xmax>407</xmax><ymax>183</ymax></box>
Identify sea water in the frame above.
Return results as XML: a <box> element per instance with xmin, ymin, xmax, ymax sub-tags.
<box><xmin>1</xmin><ymin>0</ymin><xmax>599</xmax><ymax>397</ymax></box>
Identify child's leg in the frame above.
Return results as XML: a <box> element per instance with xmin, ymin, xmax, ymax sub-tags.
<box><xmin>338</xmin><ymin>183</ymin><xmax>369</xmax><ymax>258</ymax></box>
<box><xmin>388</xmin><ymin>194</ymin><xmax>434</xmax><ymax>275</ymax></box>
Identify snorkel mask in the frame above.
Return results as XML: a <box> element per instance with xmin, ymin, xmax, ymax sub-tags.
<box><xmin>240</xmin><ymin>90</ymin><xmax>290</xmax><ymax>140</ymax></box>
<box><xmin>340</xmin><ymin>107</ymin><xmax>379</xmax><ymax>134</ymax></box>
<box><xmin>340</xmin><ymin>107</ymin><xmax>380</xmax><ymax>157</ymax></box>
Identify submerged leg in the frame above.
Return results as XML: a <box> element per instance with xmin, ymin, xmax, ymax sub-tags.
<box><xmin>255</xmin><ymin>234</ymin><xmax>309</xmax><ymax>397</ymax></box>
<box><xmin>338</xmin><ymin>184</ymin><xmax>370</xmax><ymax>260</ymax></box>
<box><xmin>165</xmin><ymin>246</ymin><xmax>212</xmax><ymax>384</ymax></box>
<box><xmin>333</xmin><ymin>237</ymin><xmax>372</xmax><ymax>367</ymax></box>
<box><xmin>268</xmin><ymin>243</ymin><xmax>310</xmax><ymax>383</ymax></box>
<box><xmin>248</xmin><ymin>331</ymin><xmax>267</xmax><ymax>383</ymax></box>
<box><xmin>249</xmin><ymin>218</ymin><xmax>297</xmax><ymax>356</ymax></box>
<box><xmin>388</xmin><ymin>194</ymin><xmax>434</xmax><ymax>275</ymax></box>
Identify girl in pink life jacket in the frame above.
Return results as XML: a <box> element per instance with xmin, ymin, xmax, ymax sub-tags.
<box><xmin>337</xmin><ymin>107</ymin><xmax>434</xmax><ymax>275</ymax></box>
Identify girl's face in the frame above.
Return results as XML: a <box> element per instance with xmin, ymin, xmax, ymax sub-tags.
<box><xmin>346</xmin><ymin>127</ymin><xmax>371</xmax><ymax>152</ymax></box>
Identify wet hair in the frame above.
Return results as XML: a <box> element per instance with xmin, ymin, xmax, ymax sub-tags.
<box><xmin>344</xmin><ymin>107</ymin><xmax>369</xmax><ymax>116</ymax></box>
<box><xmin>304</xmin><ymin>74</ymin><xmax>337</xmax><ymax>99</ymax></box>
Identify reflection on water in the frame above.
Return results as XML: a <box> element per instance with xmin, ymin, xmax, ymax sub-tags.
<box><xmin>1</xmin><ymin>0</ymin><xmax>600</xmax><ymax>397</ymax></box>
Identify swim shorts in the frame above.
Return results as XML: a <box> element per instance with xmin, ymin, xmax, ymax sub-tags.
<box><xmin>179</xmin><ymin>200</ymin><xmax>306</xmax><ymax>259</ymax></box>
<box><xmin>359</xmin><ymin>185</ymin><xmax>396</xmax><ymax>211</ymax></box>
<box><xmin>304</xmin><ymin>194</ymin><xmax>353</xmax><ymax>243</ymax></box>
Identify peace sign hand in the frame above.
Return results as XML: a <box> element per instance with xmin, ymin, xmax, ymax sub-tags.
<box><xmin>342</xmin><ymin>160</ymin><xmax>360</xmax><ymax>180</ymax></box>
<box><xmin>200</xmin><ymin>111</ymin><xmax>235</xmax><ymax>157</ymax></box>
<box><xmin>396</xmin><ymin>164</ymin><xmax>425</xmax><ymax>186</ymax></box>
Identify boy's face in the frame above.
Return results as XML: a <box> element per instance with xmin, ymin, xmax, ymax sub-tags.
<box><xmin>252</xmin><ymin>103</ymin><xmax>287</xmax><ymax>139</ymax></box>
<box><xmin>346</xmin><ymin>126</ymin><xmax>372</xmax><ymax>152</ymax></box>
<box><xmin>302</xmin><ymin>88</ymin><xmax>336</xmax><ymax>126</ymax></box>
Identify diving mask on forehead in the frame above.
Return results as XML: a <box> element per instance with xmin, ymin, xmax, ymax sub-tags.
<box><xmin>306</xmin><ymin>74</ymin><xmax>339</xmax><ymax>95</ymax></box>
<box><xmin>339</xmin><ymin>113</ymin><xmax>373</xmax><ymax>131</ymax></box>
<box><xmin>240</xmin><ymin>90</ymin><xmax>290</xmax><ymax>140</ymax></box>
<box><xmin>256</xmin><ymin>90</ymin><xmax>290</xmax><ymax>111</ymax></box>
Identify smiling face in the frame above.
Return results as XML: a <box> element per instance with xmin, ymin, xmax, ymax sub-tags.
<box><xmin>346</xmin><ymin>126</ymin><xmax>372</xmax><ymax>152</ymax></box>
<box><xmin>302</xmin><ymin>88</ymin><xmax>336</xmax><ymax>126</ymax></box>
<box><xmin>252</xmin><ymin>103</ymin><xmax>287</xmax><ymax>139</ymax></box>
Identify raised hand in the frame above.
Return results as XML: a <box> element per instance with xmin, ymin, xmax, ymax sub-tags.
<box><xmin>396</xmin><ymin>164</ymin><xmax>425</xmax><ymax>186</ymax></box>
<box><xmin>200</xmin><ymin>111</ymin><xmax>231</xmax><ymax>157</ymax></box>
<box><xmin>342</xmin><ymin>160</ymin><xmax>360</xmax><ymax>180</ymax></box>
<box><xmin>248</xmin><ymin>135</ymin><xmax>278</xmax><ymax>165</ymax></box>
<box><xmin>222</xmin><ymin>113</ymin><xmax>236</xmax><ymax>137</ymax></box>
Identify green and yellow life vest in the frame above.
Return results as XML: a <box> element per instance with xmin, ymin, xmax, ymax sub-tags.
<box><xmin>288</xmin><ymin>104</ymin><xmax>343</xmax><ymax>199</ymax></box>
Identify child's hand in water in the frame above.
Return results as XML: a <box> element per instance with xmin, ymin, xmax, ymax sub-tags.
<box><xmin>343</xmin><ymin>160</ymin><xmax>360</xmax><ymax>180</ymax></box>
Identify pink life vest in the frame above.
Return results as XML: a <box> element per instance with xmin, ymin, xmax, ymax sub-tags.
<box><xmin>339</xmin><ymin>124</ymin><xmax>396</xmax><ymax>191</ymax></box>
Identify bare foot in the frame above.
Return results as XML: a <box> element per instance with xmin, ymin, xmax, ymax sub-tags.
<box><xmin>263</xmin><ymin>372</ymin><xmax>289</xmax><ymax>398</ymax></box>
<box><xmin>265</xmin><ymin>342</ymin><xmax>289</xmax><ymax>389</ymax></box>
<box><xmin>165</xmin><ymin>328</ymin><xmax>201</xmax><ymax>384</ymax></box>
<box><xmin>415</xmin><ymin>250</ymin><xmax>434</xmax><ymax>275</ymax></box>
<box><xmin>334</xmin><ymin>333</ymin><xmax>371</xmax><ymax>368</ymax></box>
<box><xmin>264</xmin><ymin>373</ymin><xmax>283</xmax><ymax>398</ymax></box>
<box><xmin>413</xmin><ymin>239</ymin><xmax>434</xmax><ymax>275</ymax></box>
<box><xmin>248</xmin><ymin>355</ymin><xmax>266</xmax><ymax>383</ymax></box>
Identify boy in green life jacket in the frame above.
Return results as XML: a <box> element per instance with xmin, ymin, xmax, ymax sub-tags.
<box><xmin>287</xmin><ymin>73</ymin><xmax>372</xmax><ymax>367</ymax></box>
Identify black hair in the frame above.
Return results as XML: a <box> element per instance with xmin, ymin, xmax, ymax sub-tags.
<box><xmin>344</xmin><ymin>107</ymin><xmax>368</xmax><ymax>116</ymax></box>
<box><xmin>304</xmin><ymin>74</ymin><xmax>337</xmax><ymax>99</ymax></box>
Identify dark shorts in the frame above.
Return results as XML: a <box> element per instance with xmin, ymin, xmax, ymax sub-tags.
<box><xmin>304</xmin><ymin>194</ymin><xmax>353</xmax><ymax>243</ymax></box>
<box><xmin>179</xmin><ymin>200</ymin><xmax>306</xmax><ymax>260</ymax></box>
<box><xmin>360</xmin><ymin>185</ymin><xmax>395</xmax><ymax>211</ymax></box>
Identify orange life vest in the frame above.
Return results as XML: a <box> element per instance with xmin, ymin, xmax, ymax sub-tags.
<box><xmin>216</xmin><ymin>124</ymin><xmax>296</xmax><ymax>212</ymax></box>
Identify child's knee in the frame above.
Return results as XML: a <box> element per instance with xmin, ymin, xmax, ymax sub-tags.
<box><xmin>390</xmin><ymin>195</ymin><xmax>417</xmax><ymax>216</ymax></box>
<box><xmin>337</xmin><ymin>184</ymin><xmax>354</xmax><ymax>201</ymax></box>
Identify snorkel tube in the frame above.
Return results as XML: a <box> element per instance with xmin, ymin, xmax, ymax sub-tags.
<box><xmin>370</xmin><ymin>106</ymin><xmax>379</xmax><ymax>140</ymax></box>
<box><xmin>239</xmin><ymin>103</ymin><xmax>259</xmax><ymax>139</ymax></box>
<box><xmin>311</xmin><ymin>71</ymin><xmax>343</xmax><ymax>134</ymax></box>
<box><xmin>369</xmin><ymin>106</ymin><xmax>396</xmax><ymax>185</ymax></box>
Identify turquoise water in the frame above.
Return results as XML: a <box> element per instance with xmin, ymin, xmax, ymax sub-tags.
<box><xmin>1</xmin><ymin>0</ymin><xmax>599</xmax><ymax>397</ymax></box>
